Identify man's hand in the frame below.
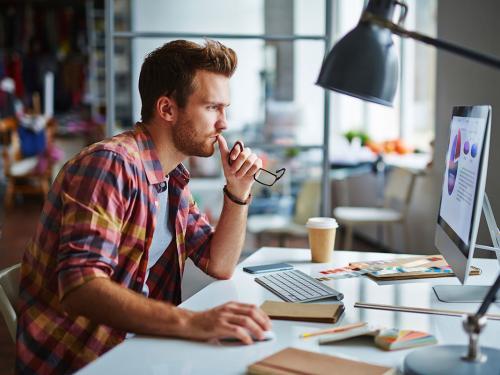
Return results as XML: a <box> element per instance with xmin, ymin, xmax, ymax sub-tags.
<box><xmin>181</xmin><ymin>301</ymin><xmax>272</xmax><ymax>345</ymax></box>
<box><xmin>217</xmin><ymin>135</ymin><xmax>262</xmax><ymax>201</ymax></box>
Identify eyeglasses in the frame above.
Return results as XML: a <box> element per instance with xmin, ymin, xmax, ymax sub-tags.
<box><xmin>228</xmin><ymin>141</ymin><xmax>286</xmax><ymax>187</ymax></box>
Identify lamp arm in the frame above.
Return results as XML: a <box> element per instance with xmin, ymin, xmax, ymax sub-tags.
<box><xmin>362</xmin><ymin>12</ymin><xmax>500</xmax><ymax>70</ymax></box>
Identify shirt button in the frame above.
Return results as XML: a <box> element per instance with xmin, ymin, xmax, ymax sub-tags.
<box><xmin>155</xmin><ymin>201</ymin><xmax>159</xmax><ymax>207</ymax></box>
<box><xmin>137</xmin><ymin>276</ymin><xmax>143</xmax><ymax>283</ymax></box>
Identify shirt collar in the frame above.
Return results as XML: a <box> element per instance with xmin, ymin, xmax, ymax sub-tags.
<box><xmin>134</xmin><ymin>123</ymin><xmax>190</xmax><ymax>188</ymax></box>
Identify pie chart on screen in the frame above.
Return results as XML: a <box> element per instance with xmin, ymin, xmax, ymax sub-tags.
<box><xmin>447</xmin><ymin>129</ymin><xmax>461</xmax><ymax>195</ymax></box>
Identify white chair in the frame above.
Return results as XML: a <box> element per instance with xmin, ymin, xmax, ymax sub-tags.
<box><xmin>247</xmin><ymin>179</ymin><xmax>320</xmax><ymax>247</ymax></box>
<box><xmin>0</xmin><ymin>263</ymin><xmax>21</xmax><ymax>341</ymax></box>
<box><xmin>333</xmin><ymin>167</ymin><xmax>418</xmax><ymax>251</ymax></box>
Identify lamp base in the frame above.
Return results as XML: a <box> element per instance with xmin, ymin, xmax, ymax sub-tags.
<box><xmin>404</xmin><ymin>345</ymin><xmax>500</xmax><ymax>375</ymax></box>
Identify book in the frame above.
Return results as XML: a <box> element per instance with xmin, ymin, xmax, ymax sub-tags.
<box><xmin>318</xmin><ymin>325</ymin><xmax>380</xmax><ymax>345</ymax></box>
<box><xmin>367</xmin><ymin>264</ymin><xmax>481</xmax><ymax>281</ymax></box>
<box><xmin>350</xmin><ymin>254</ymin><xmax>481</xmax><ymax>281</ymax></box>
<box><xmin>316</xmin><ymin>254</ymin><xmax>477</xmax><ymax>282</ymax></box>
<box><xmin>318</xmin><ymin>325</ymin><xmax>437</xmax><ymax>352</ymax></box>
<box><xmin>374</xmin><ymin>328</ymin><xmax>437</xmax><ymax>351</ymax></box>
<box><xmin>247</xmin><ymin>347</ymin><xmax>393</xmax><ymax>375</ymax></box>
<box><xmin>260</xmin><ymin>300</ymin><xmax>344</xmax><ymax>323</ymax></box>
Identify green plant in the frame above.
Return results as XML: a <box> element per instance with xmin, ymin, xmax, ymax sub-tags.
<box><xmin>344</xmin><ymin>130</ymin><xmax>370</xmax><ymax>146</ymax></box>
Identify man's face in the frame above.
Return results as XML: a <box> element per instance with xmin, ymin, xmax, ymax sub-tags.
<box><xmin>172</xmin><ymin>70</ymin><xmax>230</xmax><ymax>157</ymax></box>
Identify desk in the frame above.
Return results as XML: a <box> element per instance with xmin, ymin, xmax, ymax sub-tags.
<box><xmin>78</xmin><ymin>248</ymin><xmax>500</xmax><ymax>374</ymax></box>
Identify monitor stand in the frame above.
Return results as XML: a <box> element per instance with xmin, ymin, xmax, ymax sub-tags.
<box><xmin>433</xmin><ymin>194</ymin><xmax>500</xmax><ymax>303</ymax></box>
<box><xmin>433</xmin><ymin>285</ymin><xmax>500</xmax><ymax>303</ymax></box>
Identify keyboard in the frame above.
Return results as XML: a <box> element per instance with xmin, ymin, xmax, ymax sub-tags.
<box><xmin>254</xmin><ymin>269</ymin><xmax>344</xmax><ymax>303</ymax></box>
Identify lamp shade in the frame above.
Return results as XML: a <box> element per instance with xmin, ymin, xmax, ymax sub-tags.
<box><xmin>317</xmin><ymin>12</ymin><xmax>399</xmax><ymax>106</ymax></box>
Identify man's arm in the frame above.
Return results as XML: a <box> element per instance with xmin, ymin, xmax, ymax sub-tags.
<box><xmin>61</xmin><ymin>277</ymin><xmax>271</xmax><ymax>344</ymax></box>
<box><xmin>208</xmin><ymin>195</ymin><xmax>250</xmax><ymax>279</ymax></box>
<box><xmin>206</xmin><ymin>135</ymin><xmax>262</xmax><ymax>279</ymax></box>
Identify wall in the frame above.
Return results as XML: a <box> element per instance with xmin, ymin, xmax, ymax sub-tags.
<box><xmin>130</xmin><ymin>0</ymin><xmax>264</xmax><ymax>131</ymax></box>
<box><xmin>435</xmin><ymin>0</ymin><xmax>500</xmax><ymax>249</ymax></box>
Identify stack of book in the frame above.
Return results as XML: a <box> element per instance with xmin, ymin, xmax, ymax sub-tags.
<box><xmin>374</xmin><ymin>328</ymin><xmax>438</xmax><ymax>351</ymax></box>
<box><xmin>350</xmin><ymin>254</ymin><xmax>480</xmax><ymax>281</ymax></box>
<box><xmin>317</xmin><ymin>324</ymin><xmax>437</xmax><ymax>351</ymax></box>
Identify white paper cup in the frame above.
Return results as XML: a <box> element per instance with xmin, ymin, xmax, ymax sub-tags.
<box><xmin>306</xmin><ymin>217</ymin><xmax>338</xmax><ymax>263</ymax></box>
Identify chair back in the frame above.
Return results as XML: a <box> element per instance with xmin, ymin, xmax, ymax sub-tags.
<box><xmin>293</xmin><ymin>179</ymin><xmax>321</xmax><ymax>225</ymax></box>
<box><xmin>0</xmin><ymin>263</ymin><xmax>21</xmax><ymax>341</ymax></box>
<box><xmin>383</xmin><ymin>167</ymin><xmax>417</xmax><ymax>215</ymax></box>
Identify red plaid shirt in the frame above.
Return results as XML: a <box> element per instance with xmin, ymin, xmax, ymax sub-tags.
<box><xmin>16</xmin><ymin>124</ymin><xmax>214</xmax><ymax>374</ymax></box>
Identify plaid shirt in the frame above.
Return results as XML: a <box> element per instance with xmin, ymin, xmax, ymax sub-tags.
<box><xmin>16</xmin><ymin>124</ymin><xmax>214</xmax><ymax>374</ymax></box>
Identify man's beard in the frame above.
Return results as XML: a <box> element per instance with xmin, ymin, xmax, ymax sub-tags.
<box><xmin>172</xmin><ymin>119</ymin><xmax>216</xmax><ymax>157</ymax></box>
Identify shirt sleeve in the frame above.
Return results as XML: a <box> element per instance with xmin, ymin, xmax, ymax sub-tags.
<box><xmin>185</xmin><ymin>192</ymin><xmax>214</xmax><ymax>273</ymax></box>
<box><xmin>56</xmin><ymin>150</ymin><xmax>135</xmax><ymax>301</ymax></box>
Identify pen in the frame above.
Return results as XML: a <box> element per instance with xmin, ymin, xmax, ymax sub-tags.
<box><xmin>300</xmin><ymin>322</ymin><xmax>367</xmax><ymax>338</ymax></box>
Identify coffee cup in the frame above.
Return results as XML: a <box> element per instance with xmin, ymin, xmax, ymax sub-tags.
<box><xmin>306</xmin><ymin>217</ymin><xmax>338</xmax><ymax>263</ymax></box>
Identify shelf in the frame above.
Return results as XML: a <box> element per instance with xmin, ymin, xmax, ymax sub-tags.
<box><xmin>113</xmin><ymin>31</ymin><xmax>328</xmax><ymax>41</ymax></box>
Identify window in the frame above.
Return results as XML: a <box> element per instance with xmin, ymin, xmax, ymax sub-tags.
<box><xmin>331</xmin><ymin>0</ymin><xmax>436</xmax><ymax>154</ymax></box>
<box><xmin>107</xmin><ymin>0</ymin><xmax>437</xmax><ymax>245</ymax></box>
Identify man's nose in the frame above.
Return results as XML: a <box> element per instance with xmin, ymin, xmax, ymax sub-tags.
<box><xmin>216</xmin><ymin>110</ymin><xmax>227</xmax><ymax>131</ymax></box>
<box><xmin>215</xmin><ymin>119</ymin><xmax>227</xmax><ymax>132</ymax></box>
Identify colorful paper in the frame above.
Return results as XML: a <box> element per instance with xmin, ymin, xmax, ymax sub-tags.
<box><xmin>374</xmin><ymin>328</ymin><xmax>437</xmax><ymax>351</ymax></box>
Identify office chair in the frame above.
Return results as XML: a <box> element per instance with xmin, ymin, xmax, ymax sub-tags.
<box><xmin>0</xmin><ymin>263</ymin><xmax>21</xmax><ymax>342</ymax></box>
<box><xmin>247</xmin><ymin>179</ymin><xmax>320</xmax><ymax>247</ymax></box>
<box><xmin>333</xmin><ymin>167</ymin><xmax>418</xmax><ymax>251</ymax></box>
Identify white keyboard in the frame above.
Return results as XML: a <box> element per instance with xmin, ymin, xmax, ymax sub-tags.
<box><xmin>255</xmin><ymin>269</ymin><xmax>344</xmax><ymax>303</ymax></box>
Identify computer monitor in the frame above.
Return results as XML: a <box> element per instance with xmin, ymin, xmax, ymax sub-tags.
<box><xmin>434</xmin><ymin>105</ymin><xmax>500</xmax><ymax>302</ymax></box>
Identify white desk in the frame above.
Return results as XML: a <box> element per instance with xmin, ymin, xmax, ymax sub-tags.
<box><xmin>78</xmin><ymin>248</ymin><xmax>500</xmax><ymax>374</ymax></box>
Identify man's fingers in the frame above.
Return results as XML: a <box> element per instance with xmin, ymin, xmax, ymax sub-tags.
<box><xmin>230</xmin><ymin>148</ymin><xmax>261</xmax><ymax>176</ymax></box>
<box><xmin>228</xmin><ymin>314</ymin><xmax>264</xmax><ymax>341</ymax></box>
<box><xmin>219</xmin><ymin>323</ymin><xmax>253</xmax><ymax>345</ymax></box>
<box><xmin>229</xmin><ymin>141</ymin><xmax>244</xmax><ymax>162</ymax></box>
<box><xmin>229</xmin><ymin>147</ymin><xmax>250</xmax><ymax>170</ymax></box>
<box><xmin>235</xmin><ymin>154</ymin><xmax>258</xmax><ymax>178</ymax></box>
<box><xmin>228</xmin><ymin>305</ymin><xmax>271</xmax><ymax>330</ymax></box>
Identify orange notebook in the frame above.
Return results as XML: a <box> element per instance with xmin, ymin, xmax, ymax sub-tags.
<box><xmin>247</xmin><ymin>347</ymin><xmax>393</xmax><ymax>375</ymax></box>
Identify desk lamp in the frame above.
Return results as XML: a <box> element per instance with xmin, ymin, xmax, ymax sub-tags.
<box><xmin>316</xmin><ymin>0</ymin><xmax>500</xmax><ymax>373</ymax></box>
<box><xmin>317</xmin><ymin>0</ymin><xmax>500</xmax><ymax>107</ymax></box>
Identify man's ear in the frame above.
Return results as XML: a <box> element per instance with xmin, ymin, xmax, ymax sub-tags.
<box><xmin>156</xmin><ymin>96</ymin><xmax>177</xmax><ymax>122</ymax></box>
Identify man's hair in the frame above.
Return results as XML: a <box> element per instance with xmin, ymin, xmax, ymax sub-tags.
<box><xmin>139</xmin><ymin>39</ymin><xmax>237</xmax><ymax>122</ymax></box>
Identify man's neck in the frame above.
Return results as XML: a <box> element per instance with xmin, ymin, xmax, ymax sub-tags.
<box><xmin>141</xmin><ymin>120</ymin><xmax>186</xmax><ymax>176</ymax></box>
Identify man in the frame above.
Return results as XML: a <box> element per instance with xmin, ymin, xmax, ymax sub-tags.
<box><xmin>16</xmin><ymin>40</ymin><xmax>271</xmax><ymax>374</ymax></box>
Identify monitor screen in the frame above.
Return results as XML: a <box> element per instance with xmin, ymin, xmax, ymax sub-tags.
<box><xmin>436</xmin><ymin>106</ymin><xmax>491</xmax><ymax>281</ymax></box>
<box><xmin>439</xmin><ymin>116</ymin><xmax>486</xmax><ymax>253</ymax></box>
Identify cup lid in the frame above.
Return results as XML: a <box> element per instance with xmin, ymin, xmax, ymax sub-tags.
<box><xmin>306</xmin><ymin>217</ymin><xmax>338</xmax><ymax>229</ymax></box>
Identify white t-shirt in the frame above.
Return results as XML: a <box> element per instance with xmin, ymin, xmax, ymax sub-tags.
<box><xmin>142</xmin><ymin>178</ymin><xmax>173</xmax><ymax>296</ymax></box>
<box><xmin>127</xmin><ymin>178</ymin><xmax>172</xmax><ymax>339</ymax></box>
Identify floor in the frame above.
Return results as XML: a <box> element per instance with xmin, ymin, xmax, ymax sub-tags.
<box><xmin>0</xmin><ymin>194</ymin><xmax>379</xmax><ymax>374</ymax></box>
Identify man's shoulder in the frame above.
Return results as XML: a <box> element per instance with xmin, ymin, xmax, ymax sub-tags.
<box><xmin>73</xmin><ymin>130</ymin><xmax>142</xmax><ymax>166</ymax></box>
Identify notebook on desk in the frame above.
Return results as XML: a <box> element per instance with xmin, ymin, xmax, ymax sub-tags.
<box><xmin>260</xmin><ymin>300</ymin><xmax>344</xmax><ymax>323</ymax></box>
<box><xmin>247</xmin><ymin>347</ymin><xmax>393</xmax><ymax>375</ymax></box>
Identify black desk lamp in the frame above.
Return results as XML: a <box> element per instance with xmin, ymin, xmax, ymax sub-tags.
<box><xmin>317</xmin><ymin>0</ymin><xmax>500</xmax><ymax>107</ymax></box>
<box><xmin>316</xmin><ymin>0</ymin><xmax>500</xmax><ymax>373</ymax></box>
